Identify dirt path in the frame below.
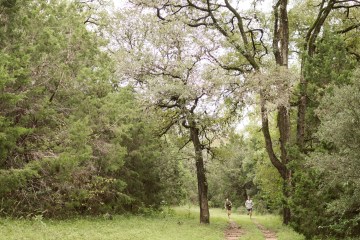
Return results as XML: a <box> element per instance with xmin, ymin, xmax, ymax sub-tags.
<box><xmin>254</xmin><ymin>221</ymin><xmax>277</xmax><ymax>240</ymax></box>
<box><xmin>224</xmin><ymin>221</ymin><xmax>245</xmax><ymax>240</ymax></box>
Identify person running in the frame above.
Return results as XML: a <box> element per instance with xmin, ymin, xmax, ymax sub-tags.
<box><xmin>245</xmin><ymin>196</ymin><xmax>254</xmax><ymax>218</ymax></box>
<box><xmin>224</xmin><ymin>198</ymin><xmax>232</xmax><ymax>219</ymax></box>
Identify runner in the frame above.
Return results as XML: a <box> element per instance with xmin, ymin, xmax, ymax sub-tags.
<box><xmin>224</xmin><ymin>198</ymin><xmax>232</xmax><ymax>219</ymax></box>
<box><xmin>245</xmin><ymin>196</ymin><xmax>254</xmax><ymax>218</ymax></box>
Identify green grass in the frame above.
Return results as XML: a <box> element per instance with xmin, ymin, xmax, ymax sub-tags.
<box><xmin>209</xmin><ymin>208</ymin><xmax>304</xmax><ymax>240</ymax></box>
<box><xmin>0</xmin><ymin>207</ymin><xmax>304</xmax><ymax>240</ymax></box>
<box><xmin>242</xmin><ymin>214</ymin><xmax>305</xmax><ymax>240</ymax></box>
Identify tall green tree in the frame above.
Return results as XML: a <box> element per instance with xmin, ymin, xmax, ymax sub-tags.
<box><xmin>0</xmin><ymin>0</ymin><xmax>184</xmax><ymax>217</ymax></box>
<box><xmin>306</xmin><ymin>69</ymin><xmax>360</xmax><ymax>238</ymax></box>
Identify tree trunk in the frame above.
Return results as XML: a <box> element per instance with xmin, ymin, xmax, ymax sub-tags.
<box><xmin>189</xmin><ymin>124</ymin><xmax>210</xmax><ymax>224</ymax></box>
<box><xmin>297</xmin><ymin>69</ymin><xmax>307</xmax><ymax>150</ymax></box>
<box><xmin>283</xmin><ymin>206</ymin><xmax>291</xmax><ymax>225</ymax></box>
<box><xmin>272</xmin><ymin>0</ymin><xmax>292</xmax><ymax>225</ymax></box>
<box><xmin>277</xmin><ymin>106</ymin><xmax>290</xmax><ymax>165</ymax></box>
<box><xmin>260</xmin><ymin>94</ymin><xmax>287</xmax><ymax>179</ymax></box>
<box><xmin>282</xmin><ymin>167</ymin><xmax>292</xmax><ymax>224</ymax></box>
<box><xmin>261</xmin><ymin>94</ymin><xmax>292</xmax><ymax>226</ymax></box>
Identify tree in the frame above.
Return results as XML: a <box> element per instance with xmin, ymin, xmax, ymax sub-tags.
<box><xmin>289</xmin><ymin>0</ymin><xmax>359</xmax><ymax>151</ymax></box>
<box><xmin>287</xmin><ymin>3</ymin><xmax>360</xmax><ymax>235</ymax></box>
<box><xmin>128</xmin><ymin>0</ymin><xmax>293</xmax><ymax>223</ymax></box>
<box><xmin>129</xmin><ymin>0</ymin><xmax>360</xmax><ymax>224</ymax></box>
<box><xmin>0</xmin><ymin>0</ymin><xmax>184</xmax><ymax>217</ymax></box>
<box><xmin>109</xmin><ymin>9</ymin><xmax>243</xmax><ymax>223</ymax></box>
<box><xmin>306</xmin><ymin>69</ymin><xmax>360</xmax><ymax>237</ymax></box>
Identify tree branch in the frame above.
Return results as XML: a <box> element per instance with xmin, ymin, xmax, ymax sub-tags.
<box><xmin>207</xmin><ymin>51</ymin><xmax>247</xmax><ymax>73</ymax></box>
<box><xmin>336</xmin><ymin>23</ymin><xmax>360</xmax><ymax>33</ymax></box>
<box><xmin>306</xmin><ymin>0</ymin><xmax>335</xmax><ymax>55</ymax></box>
<box><xmin>260</xmin><ymin>91</ymin><xmax>287</xmax><ymax>179</ymax></box>
<box><xmin>224</xmin><ymin>0</ymin><xmax>250</xmax><ymax>47</ymax></box>
<box><xmin>158</xmin><ymin>114</ymin><xmax>180</xmax><ymax>136</ymax></box>
<box><xmin>178</xmin><ymin>138</ymin><xmax>192</xmax><ymax>151</ymax></box>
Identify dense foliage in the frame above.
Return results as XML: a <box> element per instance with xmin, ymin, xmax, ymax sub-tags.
<box><xmin>0</xmin><ymin>0</ymin><xmax>184</xmax><ymax>218</ymax></box>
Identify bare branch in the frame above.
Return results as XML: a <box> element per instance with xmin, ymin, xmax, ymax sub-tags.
<box><xmin>224</xmin><ymin>0</ymin><xmax>250</xmax><ymax>47</ymax></box>
<box><xmin>190</xmin><ymin>95</ymin><xmax>201</xmax><ymax>113</ymax></box>
<box><xmin>187</xmin><ymin>0</ymin><xmax>208</xmax><ymax>12</ymax></box>
<box><xmin>305</xmin><ymin>0</ymin><xmax>335</xmax><ymax>55</ymax></box>
<box><xmin>149</xmin><ymin>70</ymin><xmax>182</xmax><ymax>80</ymax></box>
<box><xmin>206</xmin><ymin>51</ymin><xmax>246</xmax><ymax>73</ymax></box>
<box><xmin>178</xmin><ymin>138</ymin><xmax>192</xmax><ymax>151</ymax></box>
<box><xmin>336</xmin><ymin>22</ymin><xmax>360</xmax><ymax>33</ymax></box>
<box><xmin>157</xmin><ymin>113</ymin><xmax>180</xmax><ymax>136</ymax></box>
<box><xmin>156</xmin><ymin>7</ymin><xmax>167</xmax><ymax>20</ymax></box>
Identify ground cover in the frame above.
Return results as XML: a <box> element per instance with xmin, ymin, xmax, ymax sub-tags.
<box><xmin>0</xmin><ymin>207</ymin><xmax>305</xmax><ymax>240</ymax></box>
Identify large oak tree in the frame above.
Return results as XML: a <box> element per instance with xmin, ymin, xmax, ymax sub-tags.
<box><xmin>129</xmin><ymin>0</ymin><xmax>360</xmax><ymax>224</ymax></box>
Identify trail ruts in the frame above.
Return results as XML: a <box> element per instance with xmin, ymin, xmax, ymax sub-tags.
<box><xmin>224</xmin><ymin>221</ymin><xmax>244</xmax><ymax>240</ymax></box>
<box><xmin>254</xmin><ymin>221</ymin><xmax>277</xmax><ymax>240</ymax></box>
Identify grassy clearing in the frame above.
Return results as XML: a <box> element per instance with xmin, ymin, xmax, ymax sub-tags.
<box><xmin>0</xmin><ymin>207</ymin><xmax>227</xmax><ymax>240</ymax></box>
<box><xmin>0</xmin><ymin>207</ymin><xmax>304</xmax><ymax>240</ymax></box>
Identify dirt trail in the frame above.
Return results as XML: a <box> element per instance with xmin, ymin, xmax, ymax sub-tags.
<box><xmin>254</xmin><ymin>221</ymin><xmax>277</xmax><ymax>240</ymax></box>
<box><xmin>224</xmin><ymin>221</ymin><xmax>245</xmax><ymax>240</ymax></box>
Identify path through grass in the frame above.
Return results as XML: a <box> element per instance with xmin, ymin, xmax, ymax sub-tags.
<box><xmin>0</xmin><ymin>207</ymin><xmax>304</xmax><ymax>240</ymax></box>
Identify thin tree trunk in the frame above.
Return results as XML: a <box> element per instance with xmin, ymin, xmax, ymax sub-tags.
<box><xmin>277</xmin><ymin>106</ymin><xmax>290</xmax><ymax>165</ymax></box>
<box><xmin>283</xmin><ymin>169</ymin><xmax>292</xmax><ymax>224</ymax></box>
<box><xmin>297</xmin><ymin>66</ymin><xmax>307</xmax><ymax>150</ymax></box>
<box><xmin>190</xmin><ymin>125</ymin><xmax>210</xmax><ymax>224</ymax></box>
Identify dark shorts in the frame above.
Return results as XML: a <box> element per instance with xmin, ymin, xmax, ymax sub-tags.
<box><xmin>226</xmin><ymin>206</ymin><xmax>232</xmax><ymax>210</ymax></box>
<box><xmin>247</xmin><ymin>208</ymin><xmax>252</xmax><ymax>212</ymax></box>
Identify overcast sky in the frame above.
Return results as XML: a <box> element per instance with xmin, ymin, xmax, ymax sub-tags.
<box><xmin>112</xmin><ymin>0</ymin><xmax>274</xmax><ymax>12</ymax></box>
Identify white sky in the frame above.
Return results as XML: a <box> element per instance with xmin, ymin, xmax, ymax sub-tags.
<box><xmin>112</xmin><ymin>0</ymin><xmax>274</xmax><ymax>12</ymax></box>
